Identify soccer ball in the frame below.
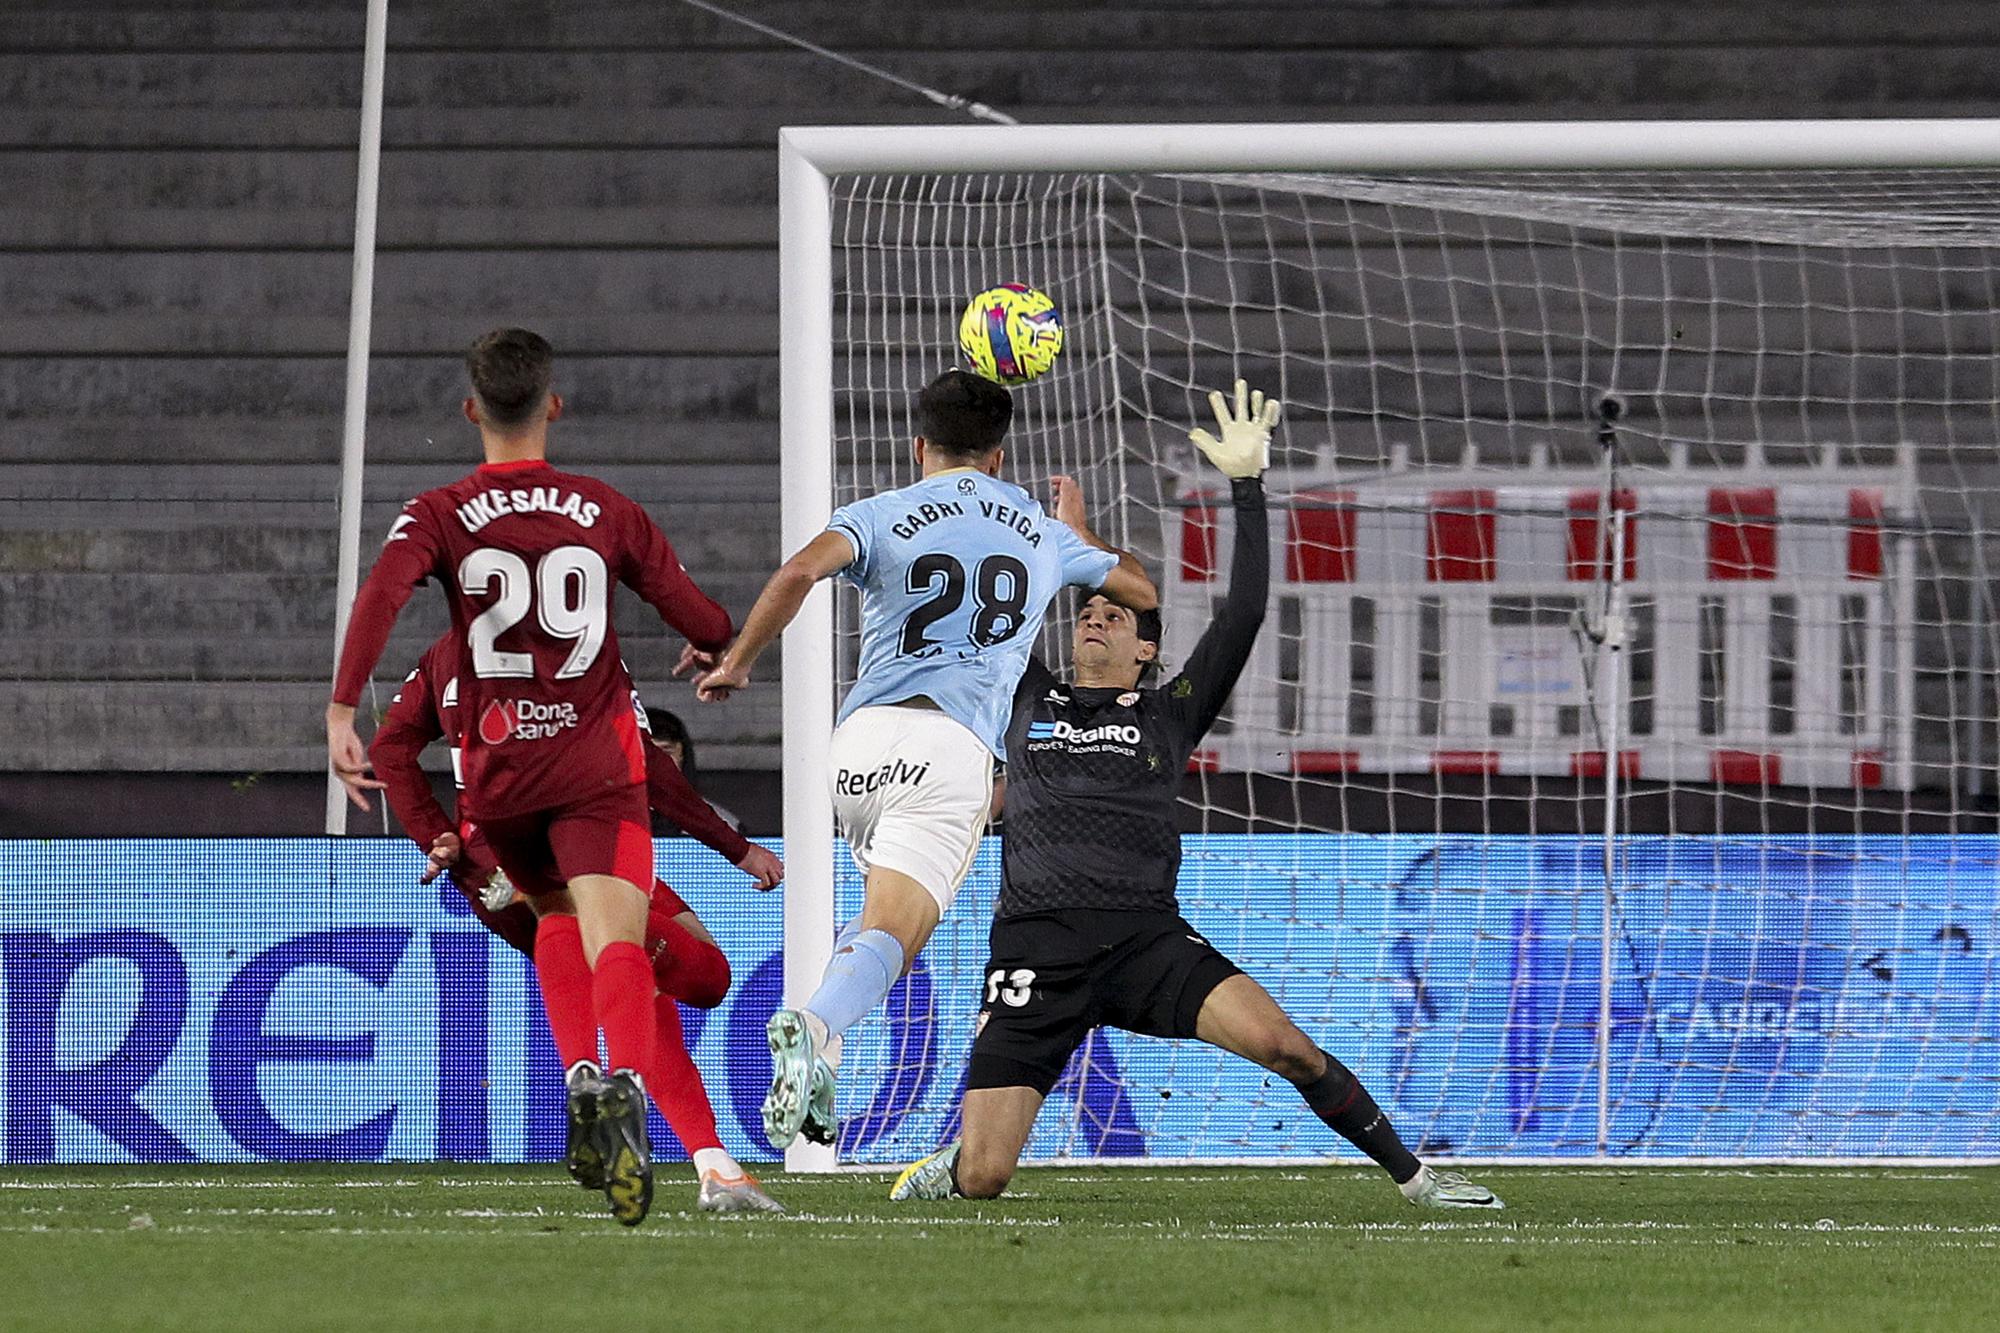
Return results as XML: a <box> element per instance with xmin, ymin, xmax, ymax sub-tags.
<box><xmin>958</xmin><ymin>283</ymin><xmax>1064</xmax><ymax>385</ymax></box>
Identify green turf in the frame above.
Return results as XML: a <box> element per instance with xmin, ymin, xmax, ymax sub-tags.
<box><xmin>1</xmin><ymin>1164</ymin><xmax>1993</xmax><ymax>1332</ymax></box>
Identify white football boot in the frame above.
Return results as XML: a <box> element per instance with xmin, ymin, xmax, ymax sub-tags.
<box><xmin>799</xmin><ymin>1058</ymin><xmax>838</xmax><ymax>1148</ymax></box>
<box><xmin>762</xmin><ymin>1009</ymin><xmax>817</xmax><ymax>1149</ymax></box>
<box><xmin>889</xmin><ymin>1139</ymin><xmax>962</xmax><ymax>1202</ymax></box>
<box><xmin>1401</xmin><ymin>1165</ymin><xmax>1504</xmax><ymax>1209</ymax></box>
<box><xmin>697</xmin><ymin>1169</ymin><xmax>785</xmax><ymax>1214</ymax></box>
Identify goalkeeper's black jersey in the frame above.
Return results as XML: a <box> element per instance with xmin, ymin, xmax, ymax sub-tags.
<box><xmin>997</xmin><ymin>477</ymin><xmax>1268</xmax><ymax>918</ymax></box>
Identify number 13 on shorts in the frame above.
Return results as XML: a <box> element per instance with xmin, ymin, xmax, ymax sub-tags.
<box><xmin>985</xmin><ymin>967</ymin><xmax>1036</xmax><ymax>1007</ymax></box>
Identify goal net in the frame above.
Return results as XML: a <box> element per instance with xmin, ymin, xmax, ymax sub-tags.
<box><xmin>789</xmin><ymin>126</ymin><xmax>2000</xmax><ymax>1165</ymax></box>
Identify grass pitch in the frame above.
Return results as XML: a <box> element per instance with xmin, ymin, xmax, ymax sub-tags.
<box><xmin>1</xmin><ymin>1164</ymin><xmax>1992</xmax><ymax>1331</ymax></box>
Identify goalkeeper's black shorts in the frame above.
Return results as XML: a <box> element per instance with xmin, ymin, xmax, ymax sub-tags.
<box><xmin>964</xmin><ymin>908</ymin><xmax>1242</xmax><ymax>1096</ymax></box>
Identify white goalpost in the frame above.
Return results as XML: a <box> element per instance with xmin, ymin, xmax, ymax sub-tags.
<box><xmin>781</xmin><ymin>119</ymin><xmax>2000</xmax><ymax>1172</ymax></box>
<box><xmin>325</xmin><ymin>0</ymin><xmax>391</xmax><ymax>836</ymax></box>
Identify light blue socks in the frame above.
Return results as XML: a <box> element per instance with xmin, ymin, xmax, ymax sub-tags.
<box><xmin>803</xmin><ymin>925</ymin><xmax>905</xmax><ymax>1069</ymax></box>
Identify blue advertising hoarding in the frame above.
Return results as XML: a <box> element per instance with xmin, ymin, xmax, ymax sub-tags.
<box><xmin>1</xmin><ymin>835</ymin><xmax>1994</xmax><ymax>1164</ymax></box>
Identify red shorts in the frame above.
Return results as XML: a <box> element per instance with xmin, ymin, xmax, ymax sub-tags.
<box><xmin>477</xmin><ymin>783</ymin><xmax>653</xmax><ymax>897</ymax></box>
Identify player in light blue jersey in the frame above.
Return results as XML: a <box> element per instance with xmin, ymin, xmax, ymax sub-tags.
<box><xmin>695</xmin><ymin>369</ymin><xmax>1156</xmax><ymax>1147</ymax></box>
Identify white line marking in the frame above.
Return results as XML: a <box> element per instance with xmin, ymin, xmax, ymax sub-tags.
<box><xmin>0</xmin><ymin>1220</ymin><xmax>1988</xmax><ymax>1251</ymax></box>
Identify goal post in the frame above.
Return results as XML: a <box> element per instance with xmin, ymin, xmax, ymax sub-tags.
<box><xmin>777</xmin><ymin>135</ymin><xmax>839</xmax><ymax>1172</ymax></box>
<box><xmin>779</xmin><ymin>118</ymin><xmax>2000</xmax><ymax>177</ymax></box>
<box><xmin>778</xmin><ymin>119</ymin><xmax>2000</xmax><ymax>1171</ymax></box>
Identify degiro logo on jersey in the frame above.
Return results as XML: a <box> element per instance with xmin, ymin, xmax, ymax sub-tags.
<box><xmin>1028</xmin><ymin>719</ymin><xmax>1144</xmax><ymax>748</ymax></box>
<box><xmin>477</xmin><ymin>699</ymin><xmax>580</xmax><ymax>744</ymax></box>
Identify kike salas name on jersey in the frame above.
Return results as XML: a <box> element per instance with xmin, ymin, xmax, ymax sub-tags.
<box><xmin>827</xmin><ymin>471</ymin><xmax>1118</xmax><ymax>759</ymax></box>
<box><xmin>451</xmin><ymin>484</ymin><xmax>602</xmax><ymax>534</ymax></box>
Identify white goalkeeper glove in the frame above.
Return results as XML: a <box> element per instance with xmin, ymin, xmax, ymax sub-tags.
<box><xmin>479</xmin><ymin>867</ymin><xmax>517</xmax><ymax>913</ymax></box>
<box><xmin>1188</xmin><ymin>378</ymin><xmax>1281</xmax><ymax>479</ymax></box>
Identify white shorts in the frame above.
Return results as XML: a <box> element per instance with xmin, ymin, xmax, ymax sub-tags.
<box><xmin>829</xmin><ymin>705</ymin><xmax>995</xmax><ymax>915</ymax></box>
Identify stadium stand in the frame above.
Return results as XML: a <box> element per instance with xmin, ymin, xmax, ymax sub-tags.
<box><xmin>3</xmin><ymin>1</ymin><xmax>1998</xmax><ymax>833</ymax></box>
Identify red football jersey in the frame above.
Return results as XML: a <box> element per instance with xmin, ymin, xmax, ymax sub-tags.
<box><xmin>335</xmin><ymin>458</ymin><xmax>732</xmax><ymax>821</ymax></box>
<box><xmin>369</xmin><ymin>630</ymin><xmax>752</xmax><ymax>865</ymax></box>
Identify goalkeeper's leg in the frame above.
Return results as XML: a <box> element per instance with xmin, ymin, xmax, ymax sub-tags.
<box><xmin>954</xmin><ymin>1087</ymin><xmax>1044</xmax><ymax>1199</ymax></box>
<box><xmin>1194</xmin><ymin>975</ymin><xmax>1502</xmax><ymax>1209</ymax></box>
<box><xmin>890</xmin><ymin>1087</ymin><xmax>1042</xmax><ymax>1201</ymax></box>
<box><xmin>894</xmin><ymin>913</ymin><xmax>1090</xmax><ymax>1204</ymax></box>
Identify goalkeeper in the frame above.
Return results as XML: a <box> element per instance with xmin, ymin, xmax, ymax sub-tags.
<box><xmin>891</xmin><ymin>382</ymin><xmax>1500</xmax><ymax>1210</ymax></box>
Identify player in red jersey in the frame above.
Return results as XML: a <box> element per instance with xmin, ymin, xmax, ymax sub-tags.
<box><xmin>328</xmin><ymin>328</ymin><xmax>732</xmax><ymax>1225</ymax></box>
<box><xmin>369</xmin><ymin>631</ymin><xmax>785</xmax><ymax>1213</ymax></box>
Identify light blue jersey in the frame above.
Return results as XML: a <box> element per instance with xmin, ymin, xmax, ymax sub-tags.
<box><xmin>828</xmin><ymin>470</ymin><xmax>1118</xmax><ymax>759</ymax></box>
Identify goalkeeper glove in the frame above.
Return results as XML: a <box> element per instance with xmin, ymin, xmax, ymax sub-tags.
<box><xmin>479</xmin><ymin>867</ymin><xmax>517</xmax><ymax>913</ymax></box>
<box><xmin>1188</xmin><ymin>378</ymin><xmax>1281</xmax><ymax>479</ymax></box>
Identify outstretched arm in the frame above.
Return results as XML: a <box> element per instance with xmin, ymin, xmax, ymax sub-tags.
<box><xmin>694</xmin><ymin>529</ymin><xmax>855</xmax><ymax>701</ymax></box>
<box><xmin>1173</xmin><ymin>477</ymin><xmax>1270</xmax><ymax>737</ymax></box>
<box><xmin>1170</xmin><ymin>380</ymin><xmax>1280</xmax><ymax>739</ymax></box>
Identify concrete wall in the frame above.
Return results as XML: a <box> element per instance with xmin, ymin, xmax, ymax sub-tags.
<box><xmin>3</xmin><ymin>1</ymin><xmax>1997</xmax><ymax>797</ymax></box>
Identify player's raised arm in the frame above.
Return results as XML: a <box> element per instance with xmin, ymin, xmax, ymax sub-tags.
<box><xmin>1169</xmin><ymin>379</ymin><xmax>1278</xmax><ymax>736</ymax></box>
<box><xmin>327</xmin><ymin>500</ymin><xmax>445</xmax><ymax>810</ymax></box>
<box><xmin>693</xmin><ymin>528</ymin><xmax>855</xmax><ymax>702</ymax></box>
<box><xmin>1048</xmin><ymin>473</ymin><xmax>1157</xmax><ymax>611</ymax></box>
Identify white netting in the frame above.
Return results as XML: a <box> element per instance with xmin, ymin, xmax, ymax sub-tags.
<box><xmin>822</xmin><ymin>168</ymin><xmax>2000</xmax><ymax>1163</ymax></box>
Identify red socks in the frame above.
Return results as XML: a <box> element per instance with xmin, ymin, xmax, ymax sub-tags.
<box><xmin>591</xmin><ymin>939</ymin><xmax>657</xmax><ymax>1082</ymax></box>
<box><xmin>646</xmin><ymin>909</ymin><xmax>732</xmax><ymax>1009</ymax></box>
<box><xmin>532</xmin><ymin>914</ymin><xmax>597</xmax><ymax>1072</ymax></box>
<box><xmin>649</xmin><ymin>995</ymin><xmax>722</xmax><ymax>1156</ymax></box>
<box><xmin>540</xmin><ymin>912</ymin><xmax>716</xmax><ymax>1115</ymax></box>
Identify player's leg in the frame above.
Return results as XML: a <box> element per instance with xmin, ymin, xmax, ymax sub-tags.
<box><xmin>555</xmin><ymin>790</ymin><xmax>659</xmax><ymax>1074</ymax></box>
<box><xmin>567</xmin><ymin>868</ymin><xmax>655</xmax><ymax>1224</ymax></box>
<box><xmin>526</xmin><ymin>895</ymin><xmax>604</xmax><ymax>1119</ymax></box>
<box><xmin>512</xmin><ymin>882</ymin><xmax>599</xmax><ymax>1079</ymax></box>
<box><xmin>631</xmin><ymin>885</ymin><xmax>777</xmax><ymax>1211</ymax></box>
<box><xmin>767</xmin><ymin>865</ymin><xmax>943</xmax><ymax>1148</ymax></box>
<box><xmin>799</xmin><ymin>865</ymin><xmax>941</xmax><ymax>1063</ymax></box>
<box><xmin>644</xmin><ymin>993</ymin><xmax>783</xmax><ymax>1214</ymax></box>
<box><xmin>787</xmin><ymin>915</ymin><xmax>862</xmax><ymax>1147</ymax></box>
<box><xmin>534</xmin><ymin>906</ymin><xmax>619</xmax><ymax>1190</ymax></box>
<box><xmin>648</xmin><ymin>994</ymin><xmax>717</xmax><ymax>1156</ymax></box>
<box><xmin>549</xmin><ymin>787</ymin><xmax>661</xmax><ymax>1226</ymax></box>
<box><xmin>890</xmin><ymin>1087</ymin><xmax>1043</xmax><ymax>1202</ymax></box>
<box><xmin>479</xmin><ymin>824</ymin><xmax>591</xmax><ymax>1072</ymax></box>
<box><xmin>646</xmin><ymin>884</ymin><xmax>731</xmax><ymax>1010</ymax></box>
<box><xmin>568</xmin><ymin>872</ymin><xmax>654</xmax><ymax>1070</ymax></box>
<box><xmin>892</xmin><ymin>913</ymin><xmax>1086</xmax><ymax>1203</ymax></box>
<box><xmin>643</xmin><ymin>900</ymin><xmax>736</xmax><ymax>1184</ymax></box>
<box><xmin>953</xmin><ymin>1087</ymin><xmax>1044</xmax><ymax>1198</ymax></box>
<box><xmin>1192</xmin><ymin>972</ymin><xmax>1502</xmax><ymax>1209</ymax></box>
<box><xmin>478</xmin><ymin>833</ymin><xmax>615</xmax><ymax>1195</ymax></box>
<box><xmin>1192</xmin><ymin>973</ymin><xmax>1414</xmax><ymax>1172</ymax></box>
<box><xmin>768</xmin><ymin>707</ymin><xmax>991</xmax><ymax>1149</ymax></box>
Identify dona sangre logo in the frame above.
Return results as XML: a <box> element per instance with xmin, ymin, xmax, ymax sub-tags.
<box><xmin>477</xmin><ymin>697</ymin><xmax>579</xmax><ymax>744</ymax></box>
